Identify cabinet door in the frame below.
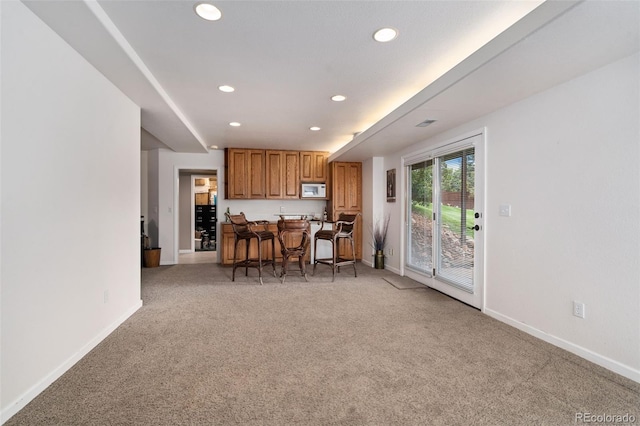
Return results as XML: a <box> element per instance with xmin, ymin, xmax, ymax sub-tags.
<box><xmin>345</xmin><ymin>162</ymin><xmax>362</xmax><ymax>211</ymax></box>
<box><xmin>222</xmin><ymin>225</ymin><xmax>237</xmax><ymax>264</ymax></box>
<box><xmin>312</xmin><ymin>152</ymin><xmax>328</xmax><ymax>182</ymax></box>
<box><xmin>283</xmin><ymin>151</ymin><xmax>300</xmax><ymax>198</ymax></box>
<box><xmin>266</xmin><ymin>150</ymin><xmax>284</xmax><ymax>198</ymax></box>
<box><xmin>225</xmin><ymin>149</ymin><xmax>265</xmax><ymax>199</ymax></box>
<box><xmin>300</xmin><ymin>151</ymin><xmax>328</xmax><ymax>183</ymax></box>
<box><xmin>266</xmin><ymin>150</ymin><xmax>299</xmax><ymax>199</ymax></box>
<box><xmin>226</xmin><ymin>149</ymin><xmax>247</xmax><ymax>199</ymax></box>
<box><xmin>331</xmin><ymin>162</ymin><xmax>348</xmax><ymax>210</ymax></box>
<box><xmin>247</xmin><ymin>150</ymin><xmax>266</xmax><ymax>198</ymax></box>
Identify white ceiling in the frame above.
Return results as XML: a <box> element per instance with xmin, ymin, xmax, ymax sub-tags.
<box><xmin>23</xmin><ymin>1</ymin><xmax>640</xmax><ymax>160</ymax></box>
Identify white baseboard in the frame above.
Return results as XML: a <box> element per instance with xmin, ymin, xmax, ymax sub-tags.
<box><xmin>385</xmin><ymin>265</ymin><xmax>401</xmax><ymax>275</ymax></box>
<box><xmin>361</xmin><ymin>259</ymin><xmax>401</xmax><ymax>275</ymax></box>
<box><xmin>1</xmin><ymin>301</ymin><xmax>143</xmax><ymax>424</ymax></box>
<box><xmin>485</xmin><ymin>308</ymin><xmax>640</xmax><ymax>384</ymax></box>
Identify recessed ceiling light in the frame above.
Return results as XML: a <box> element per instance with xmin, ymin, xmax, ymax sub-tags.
<box><xmin>218</xmin><ymin>85</ymin><xmax>234</xmax><ymax>93</ymax></box>
<box><xmin>331</xmin><ymin>95</ymin><xmax>346</xmax><ymax>102</ymax></box>
<box><xmin>229</xmin><ymin>122</ymin><xmax>241</xmax><ymax>127</ymax></box>
<box><xmin>373</xmin><ymin>27</ymin><xmax>398</xmax><ymax>42</ymax></box>
<box><xmin>310</xmin><ymin>127</ymin><xmax>321</xmax><ymax>131</ymax></box>
<box><xmin>194</xmin><ymin>3</ymin><xmax>222</xmax><ymax>21</ymax></box>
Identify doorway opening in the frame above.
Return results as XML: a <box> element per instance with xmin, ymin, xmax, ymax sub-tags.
<box><xmin>178</xmin><ymin>169</ymin><xmax>218</xmax><ymax>264</ymax></box>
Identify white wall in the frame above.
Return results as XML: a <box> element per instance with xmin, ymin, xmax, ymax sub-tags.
<box><xmin>381</xmin><ymin>53</ymin><xmax>639</xmax><ymax>381</ymax></box>
<box><xmin>149</xmin><ymin>149</ymin><xmax>327</xmax><ymax>264</ymax></box>
<box><xmin>362</xmin><ymin>157</ymin><xmax>389</xmax><ymax>269</ymax></box>
<box><xmin>140</xmin><ymin>150</ymin><xmax>149</xmax><ymax>235</ymax></box>
<box><xmin>1</xmin><ymin>2</ymin><xmax>143</xmax><ymax>421</ymax></box>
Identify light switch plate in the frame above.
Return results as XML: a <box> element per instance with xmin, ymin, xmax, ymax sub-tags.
<box><xmin>499</xmin><ymin>204</ymin><xmax>511</xmax><ymax>217</ymax></box>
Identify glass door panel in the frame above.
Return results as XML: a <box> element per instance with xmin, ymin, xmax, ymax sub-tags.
<box><xmin>436</xmin><ymin>149</ymin><xmax>475</xmax><ymax>291</ymax></box>
<box><xmin>407</xmin><ymin>160</ymin><xmax>433</xmax><ymax>275</ymax></box>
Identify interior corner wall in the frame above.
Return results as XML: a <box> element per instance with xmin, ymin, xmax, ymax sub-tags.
<box><xmin>147</xmin><ymin>149</ymin><xmax>160</xmax><ymax>248</ymax></box>
<box><xmin>140</xmin><ymin>150</ymin><xmax>149</xmax><ymax>235</ymax></box>
<box><xmin>362</xmin><ymin>158</ymin><xmax>386</xmax><ymax>268</ymax></box>
<box><xmin>1</xmin><ymin>2</ymin><xmax>143</xmax><ymax>421</ymax></box>
<box><xmin>381</xmin><ymin>156</ymin><xmax>402</xmax><ymax>274</ymax></box>
<box><xmin>390</xmin><ymin>52</ymin><xmax>640</xmax><ymax>381</ymax></box>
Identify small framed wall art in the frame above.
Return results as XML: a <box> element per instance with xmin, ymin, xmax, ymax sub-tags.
<box><xmin>387</xmin><ymin>168</ymin><xmax>396</xmax><ymax>202</ymax></box>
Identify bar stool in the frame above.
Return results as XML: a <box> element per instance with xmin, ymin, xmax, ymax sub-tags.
<box><xmin>277</xmin><ymin>218</ymin><xmax>311</xmax><ymax>283</ymax></box>
<box><xmin>313</xmin><ymin>212</ymin><xmax>360</xmax><ymax>282</ymax></box>
<box><xmin>225</xmin><ymin>212</ymin><xmax>276</xmax><ymax>285</ymax></box>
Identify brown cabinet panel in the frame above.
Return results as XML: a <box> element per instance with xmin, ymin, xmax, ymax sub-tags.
<box><xmin>266</xmin><ymin>150</ymin><xmax>299</xmax><ymax>199</ymax></box>
<box><xmin>283</xmin><ymin>151</ymin><xmax>300</xmax><ymax>198</ymax></box>
<box><xmin>346</xmin><ymin>163</ymin><xmax>362</xmax><ymax>211</ymax></box>
<box><xmin>225</xmin><ymin>149</ymin><xmax>265</xmax><ymax>199</ymax></box>
<box><xmin>300</xmin><ymin>151</ymin><xmax>328</xmax><ymax>183</ymax></box>
<box><xmin>331</xmin><ymin>162</ymin><xmax>347</xmax><ymax>210</ymax></box>
<box><xmin>266</xmin><ymin>151</ymin><xmax>283</xmax><ymax>198</ymax></box>
<box><xmin>300</xmin><ymin>152</ymin><xmax>313</xmax><ymax>182</ymax></box>
<box><xmin>225</xmin><ymin>149</ymin><xmax>247</xmax><ymax>199</ymax></box>
<box><xmin>248</xmin><ymin>150</ymin><xmax>266</xmax><ymax>198</ymax></box>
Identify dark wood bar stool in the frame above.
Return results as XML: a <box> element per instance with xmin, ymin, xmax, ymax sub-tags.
<box><xmin>277</xmin><ymin>218</ymin><xmax>311</xmax><ymax>283</ymax></box>
<box><xmin>313</xmin><ymin>212</ymin><xmax>360</xmax><ymax>282</ymax></box>
<box><xmin>225</xmin><ymin>212</ymin><xmax>276</xmax><ymax>285</ymax></box>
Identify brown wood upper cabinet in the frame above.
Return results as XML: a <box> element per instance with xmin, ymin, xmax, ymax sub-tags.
<box><xmin>226</xmin><ymin>148</ymin><xmax>327</xmax><ymax>199</ymax></box>
<box><xmin>328</xmin><ymin>162</ymin><xmax>362</xmax><ymax>212</ymax></box>
<box><xmin>225</xmin><ymin>148</ymin><xmax>266</xmax><ymax>199</ymax></box>
<box><xmin>266</xmin><ymin>150</ymin><xmax>300</xmax><ymax>199</ymax></box>
<box><xmin>300</xmin><ymin>151</ymin><xmax>329</xmax><ymax>183</ymax></box>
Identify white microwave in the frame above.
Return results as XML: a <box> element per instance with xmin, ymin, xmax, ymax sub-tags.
<box><xmin>301</xmin><ymin>183</ymin><xmax>326</xmax><ymax>198</ymax></box>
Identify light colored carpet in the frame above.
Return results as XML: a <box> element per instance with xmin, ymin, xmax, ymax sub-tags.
<box><xmin>6</xmin><ymin>263</ymin><xmax>639</xmax><ymax>425</ymax></box>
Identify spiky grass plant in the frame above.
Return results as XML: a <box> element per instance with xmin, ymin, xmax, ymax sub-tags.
<box><xmin>370</xmin><ymin>215</ymin><xmax>390</xmax><ymax>252</ymax></box>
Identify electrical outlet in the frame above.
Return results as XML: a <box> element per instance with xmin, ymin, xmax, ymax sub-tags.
<box><xmin>573</xmin><ymin>301</ymin><xmax>585</xmax><ymax>318</ymax></box>
<box><xmin>104</xmin><ymin>290</ymin><xmax>109</xmax><ymax>304</ymax></box>
<box><xmin>389</xmin><ymin>248</ymin><xmax>394</xmax><ymax>256</ymax></box>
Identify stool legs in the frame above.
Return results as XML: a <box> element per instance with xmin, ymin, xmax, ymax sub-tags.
<box><xmin>312</xmin><ymin>236</ymin><xmax>357</xmax><ymax>282</ymax></box>
<box><xmin>232</xmin><ymin>237</ymin><xmax>239</xmax><ymax>282</ymax></box>
<box><xmin>231</xmin><ymin>236</ymin><xmax>276</xmax><ymax>285</ymax></box>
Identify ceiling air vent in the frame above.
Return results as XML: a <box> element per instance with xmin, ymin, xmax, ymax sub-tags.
<box><xmin>416</xmin><ymin>119</ymin><xmax>437</xmax><ymax>128</ymax></box>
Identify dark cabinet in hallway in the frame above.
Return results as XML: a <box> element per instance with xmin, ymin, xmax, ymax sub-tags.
<box><xmin>195</xmin><ymin>204</ymin><xmax>217</xmax><ymax>250</ymax></box>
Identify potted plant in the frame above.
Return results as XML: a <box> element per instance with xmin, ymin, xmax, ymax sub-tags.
<box><xmin>370</xmin><ymin>215</ymin><xmax>390</xmax><ymax>269</ymax></box>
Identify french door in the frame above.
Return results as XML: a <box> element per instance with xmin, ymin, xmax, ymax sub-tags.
<box><xmin>405</xmin><ymin>134</ymin><xmax>483</xmax><ymax>308</ymax></box>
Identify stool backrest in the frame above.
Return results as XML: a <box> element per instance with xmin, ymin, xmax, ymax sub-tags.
<box><xmin>226</xmin><ymin>212</ymin><xmax>250</xmax><ymax>234</ymax></box>
<box><xmin>277</xmin><ymin>219</ymin><xmax>310</xmax><ymax>249</ymax></box>
<box><xmin>336</xmin><ymin>213</ymin><xmax>359</xmax><ymax>235</ymax></box>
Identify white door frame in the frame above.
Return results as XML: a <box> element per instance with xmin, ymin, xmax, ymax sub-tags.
<box><xmin>172</xmin><ymin>167</ymin><xmax>219</xmax><ymax>263</ymax></box>
<box><xmin>400</xmin><ymin>128</ymin><xmax>486</xmax><ymax>310</ymax></box>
